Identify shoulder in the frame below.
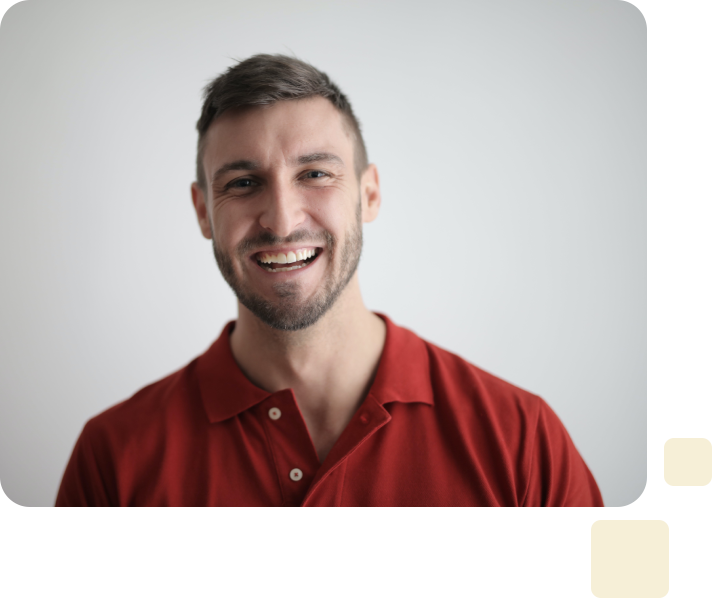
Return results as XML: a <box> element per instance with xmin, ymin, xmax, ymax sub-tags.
<box><xmin>82</xmin><ymin>359</ymin><xmax>201</xmax><ymax>449</ymax></box>
<box><xmin>422</xmin><ymin>336</ymin><xmax>543</xmax><ymax>423</ymax></box>
<box><xmin>56</xmin><ymin>360</ymin><xmax>201</xmax><ymax>507</ymax></box>
<box><xmin>419</xmin><ymin>335</ymin><xmax>603</xmax><ymax>506</ymax></box>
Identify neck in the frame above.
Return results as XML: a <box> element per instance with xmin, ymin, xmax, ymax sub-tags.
<box><xmin>229</xmin><ymin>274</ymin><xmax>386</xmax><ymax>461</ymax></box>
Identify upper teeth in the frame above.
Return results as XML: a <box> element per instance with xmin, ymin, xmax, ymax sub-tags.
<box><xmin>258</xmin><ymin>248</ymin><xmax>317</xmax><ymax>264</ymax></box>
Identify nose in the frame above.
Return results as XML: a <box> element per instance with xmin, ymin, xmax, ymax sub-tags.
<box><xmin>257</xmin><ymin>178</ymin><xmax>306</xmax><ymax>238</ymax></box>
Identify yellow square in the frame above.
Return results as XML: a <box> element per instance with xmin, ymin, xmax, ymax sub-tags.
<box><xmin>664</xmin><ymin>438</ymin><xmax>712</xmax><ymax>513</ymax></box>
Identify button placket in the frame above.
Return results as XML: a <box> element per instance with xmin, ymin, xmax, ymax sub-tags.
<box><xmin>261</xmin><ymin>392</ymin><xmax>318</xmax><ymax>504</ymax></box>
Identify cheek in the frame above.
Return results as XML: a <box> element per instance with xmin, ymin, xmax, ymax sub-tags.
<box><xmin>211</xmin><ymin>204</ymin><xmax>253</xmax><ymax>244</ymax></box>
<box><xmin>309</xmin><ymin>195</ymin><xmax>355</xmax><ymax>229</ymax></box>
<box><xmin>212</xmin><ymin>224</ymin><xmax>248</xmax><ymax>261</ymax></box>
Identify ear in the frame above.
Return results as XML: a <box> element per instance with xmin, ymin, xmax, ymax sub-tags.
<box><xmin>360</xmin><ymin>163</ymin><xmax>381</xmax><ymax>224</ymax></box>
<box><xmin>191</xmin><ymin>182</ymin><xmax>213</xmax><ymax>239</ymax></box>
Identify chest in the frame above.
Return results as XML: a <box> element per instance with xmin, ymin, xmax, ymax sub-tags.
<box><xmin>117</xmin><ymin>395</ymin><xmax>521</xmax><ymax>507</ymax></box>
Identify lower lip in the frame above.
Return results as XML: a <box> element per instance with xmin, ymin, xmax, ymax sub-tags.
<box><xmin>251</xmin><ymin>251</ymin><xmax>322</xmax><ymax>277</ymax></box>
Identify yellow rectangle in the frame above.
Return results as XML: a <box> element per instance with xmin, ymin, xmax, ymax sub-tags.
<box><xmin>591</xmin><ymin>520</ymin><xmax>668</xmax><ymax>598</ymax></box>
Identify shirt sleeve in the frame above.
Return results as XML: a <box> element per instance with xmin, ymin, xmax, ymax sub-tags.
<box><xmin>522</xmin><ymin>398</ymin><xmax>604</xmax><ymax>507</ymax></box>
<box><xmin>55</xmin><ymin>420</ymin><xmax>117</xmax><ymax>507</ymax></box>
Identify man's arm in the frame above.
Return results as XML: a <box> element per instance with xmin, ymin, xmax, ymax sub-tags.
<box><xmin>521</xmin><ymin>398</ymin><xmax>604</xmax><ymax>507</ymax></box>
<box><xmin>55</xmin><ymin>421</ymin><xmax>115</xmax><ymax>507</ymax></box>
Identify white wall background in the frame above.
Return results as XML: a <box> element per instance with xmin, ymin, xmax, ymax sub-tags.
<box><xmin>0</xmin><ymin>0</ymin><xmax>645</xmax><ymax>506</ymax></box>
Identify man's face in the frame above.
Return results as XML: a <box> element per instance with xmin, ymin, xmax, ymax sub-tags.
<box><xmin>192</xmin><ymin>97</ymin><xmax>379</xmax><ymax>331</ymax></box>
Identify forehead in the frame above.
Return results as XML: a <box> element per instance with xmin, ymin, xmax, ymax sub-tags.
<box><xmin>202</xmin><ymin>97</ymin><xmax>354</xmax><ymax>173</ymax></box>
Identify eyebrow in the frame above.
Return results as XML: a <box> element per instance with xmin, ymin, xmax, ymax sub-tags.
<box><xmin>211</xmin><ymin>152</ymin><xmax>345</xmax><ymax>184</ymax></box>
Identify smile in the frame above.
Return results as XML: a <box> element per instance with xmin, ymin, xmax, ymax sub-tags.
<box><xmin>254</xmin><ymin>247</ymin><xmax>321</xmax><ymax>273</ymax></box>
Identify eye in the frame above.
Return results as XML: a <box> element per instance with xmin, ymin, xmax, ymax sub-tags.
<box><xmin>225</xmin><ymin>178</ymin><xmax>257</xmax><ymax>191</ymax></box>
<box><xmin>304</xmin><ymin>170</ymin><xmax>328</xmax><ymax>179</ymax></box>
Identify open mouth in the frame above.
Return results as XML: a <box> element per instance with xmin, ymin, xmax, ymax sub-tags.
<box><xmin>254</xmin><ymin>247</ymin><xmax>322</xmax><ymax>273</ymax></box>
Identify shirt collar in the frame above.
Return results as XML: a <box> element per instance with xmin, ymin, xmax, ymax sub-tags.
<box><xmin>196</xmin><ymin>313</ymin><xmax>434</xmax><ymax>424</ymax></box>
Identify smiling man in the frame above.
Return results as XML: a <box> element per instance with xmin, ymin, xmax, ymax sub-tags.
<box><xmin>56</xmin><ymin>54</ymin><xmax>603</xmax><ymax>507</ymax></box>
<box><xmin>194</xmin><ymin>88</ymin><xmax>385</xmax><ymax>466</ymax></box>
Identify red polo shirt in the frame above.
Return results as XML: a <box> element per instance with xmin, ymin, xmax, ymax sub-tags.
<box><xmin>56</xmin><ymin>314</ymin><xmax>603</xmax><ymax>507</ymax></box>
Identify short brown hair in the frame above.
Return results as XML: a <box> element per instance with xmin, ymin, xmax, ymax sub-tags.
<box><xmin>195</xmin><ymin>54</ymin><xmax>368</xmax><ymax>190</ymax></box>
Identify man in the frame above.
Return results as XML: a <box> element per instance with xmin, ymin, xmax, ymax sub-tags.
<box><xmin>56</xmin><ymin>54</ymin><xmax>603</xmax><ymax>507</ymax></box>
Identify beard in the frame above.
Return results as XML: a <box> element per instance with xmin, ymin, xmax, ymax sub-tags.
<box><xmin>212</xmin><ymin>197</ymin><xmax>363</xmax><ymax>331</ymax></box>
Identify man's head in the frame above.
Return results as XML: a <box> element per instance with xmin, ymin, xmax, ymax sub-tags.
<box><xmin>191</xmin><ymin>55</ymin><xmax>380</xmax><ymax>331</ymax></box>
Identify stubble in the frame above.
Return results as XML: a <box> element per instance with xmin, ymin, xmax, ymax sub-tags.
<box><xmin>212</xmin><ymin>197</ymin><xmax>363</xmax><ymax>331</ymax></box>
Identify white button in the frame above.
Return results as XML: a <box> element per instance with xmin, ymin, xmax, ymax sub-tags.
<box><xmin>289</xmin><ymin>468</ymin><xmax>303</xmax><ymax>481</ymax></box>
<box><xmin>268</xmin><ymin>407</ymin><xmax>281</xmax><ymax>420</ymax></box>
